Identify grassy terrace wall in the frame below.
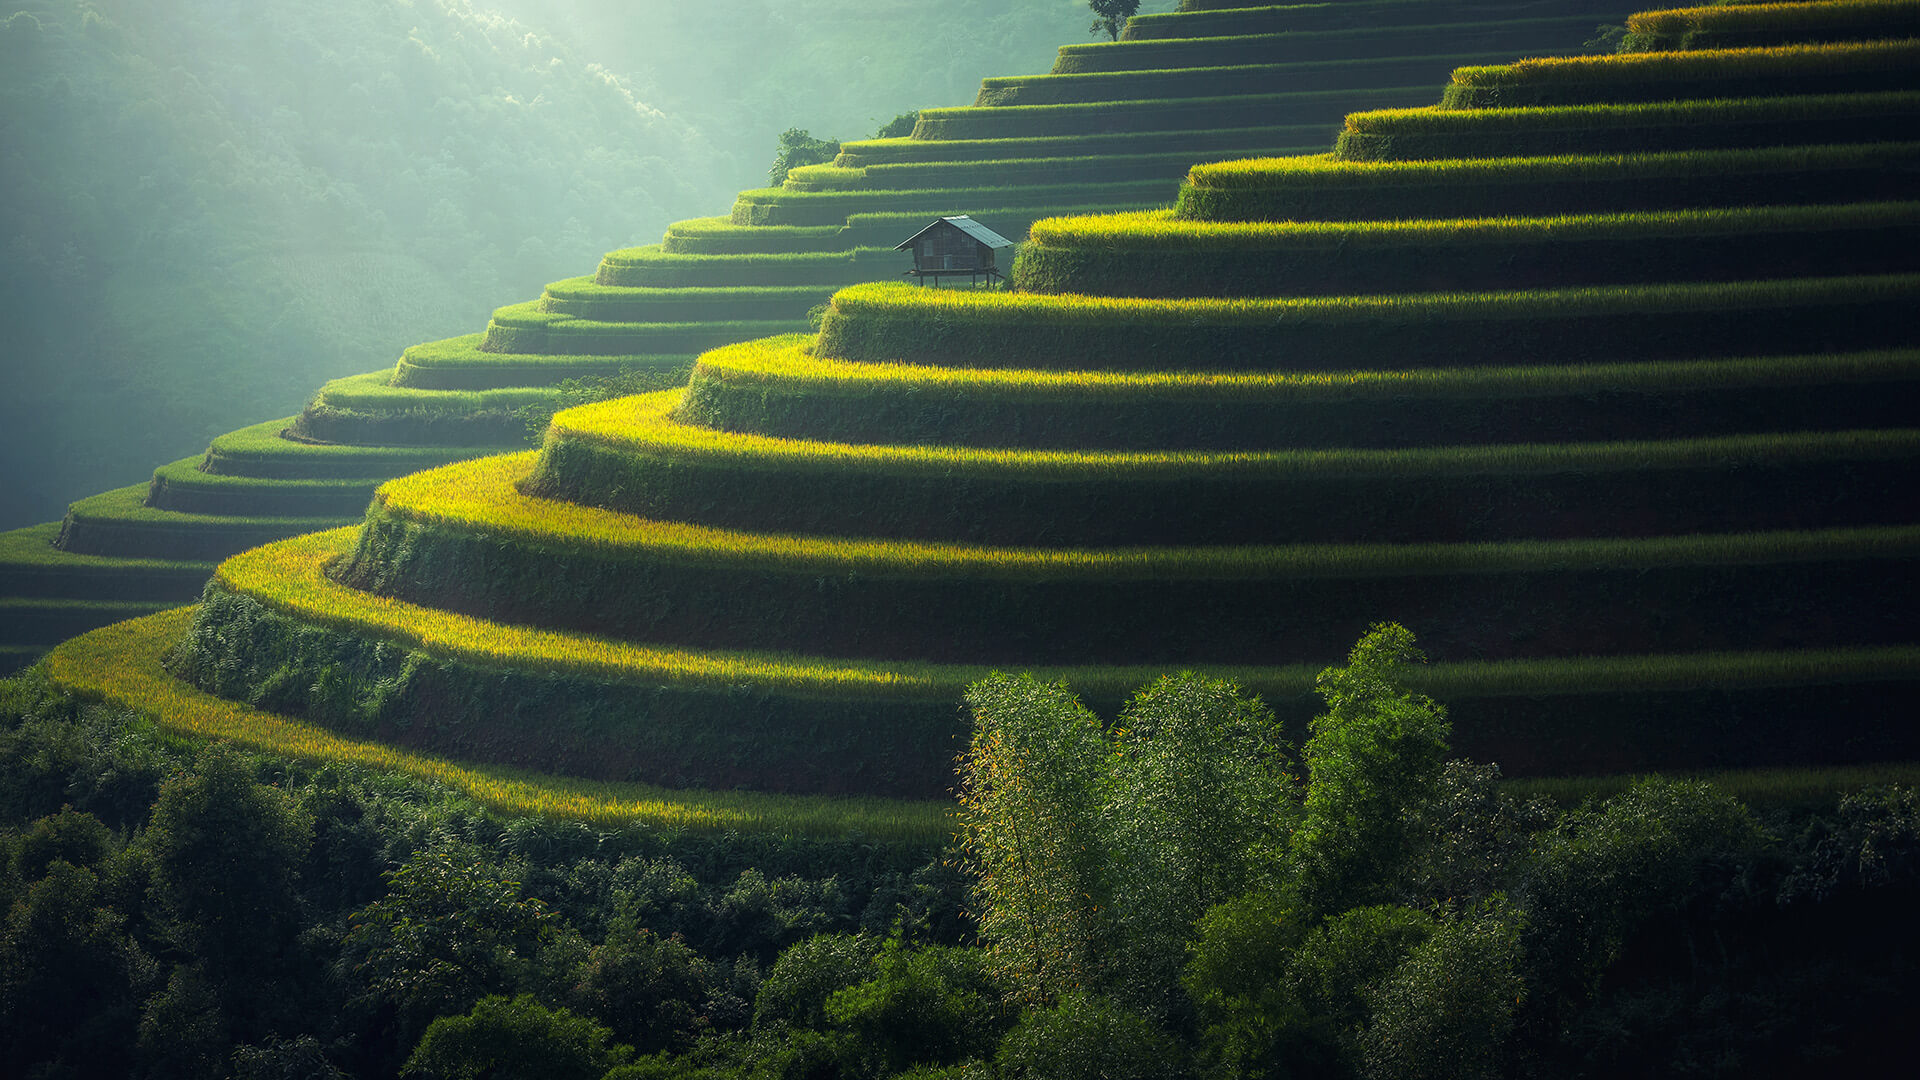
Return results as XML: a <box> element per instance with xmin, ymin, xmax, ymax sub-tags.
<box><xmin>34</xmin><ymin>0</ymin><xmax>1687</xmax><ymax>805</ymax></box>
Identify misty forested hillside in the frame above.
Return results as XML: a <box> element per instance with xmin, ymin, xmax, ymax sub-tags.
<box><xmin>0</xmin><ymin>0</ymin><xmax>1138</xmax><ymax>530</ymax></box>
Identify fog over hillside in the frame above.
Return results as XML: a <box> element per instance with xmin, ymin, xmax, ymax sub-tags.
<box><xmin>0</xmin><ymin>0</ymin><xmax>1166</xmax><ymax>529</ymax></box>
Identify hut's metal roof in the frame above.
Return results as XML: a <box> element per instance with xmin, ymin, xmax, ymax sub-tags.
<box><xmin>894</xmin><ymin>215</ymin><xmax>1016</xmax><ymax>251</ymax></box>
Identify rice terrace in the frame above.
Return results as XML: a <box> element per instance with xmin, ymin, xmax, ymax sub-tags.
<box><xmin>4</xmin><ymin>0</ymin><xmax>1920</xmax><ymax>1076</ymax></box>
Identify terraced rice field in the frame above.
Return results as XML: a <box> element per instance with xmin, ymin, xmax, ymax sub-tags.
<box><xmin>88</xmin><ymin>0</ymin><xmax>1917</xmax><ymax>811</ymax></box>
<box><xmin>8</xmin><ymin>0</ymin><xmax>1613</xmax><ymax>674</ymax></box>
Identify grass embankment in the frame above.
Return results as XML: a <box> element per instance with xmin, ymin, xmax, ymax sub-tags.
<box><xmin>682</xmin><ymin>337</ymin><xmax>1920</xmax><ymax>450</ymax></box>
<box><xmin>1015</xmin><ymin>201</ymin><xmax>1920</xmax><ymax>297</ymax></box>
<box><xmin>972</xmin><ymin>52</ymin><xmax>1525</xmax><ymax>108</ymax></box>
<box><xmin>1621</xmin><ymin>0</ymin><xmax>1920</xmax><ymax>52</ymax></box>
<box><xmin>1439</xmin><ymin>38</ymin><xmax>1920</xmax><ymax>108</ymax></box>
<box><xmin>538</xmin><ymin>279</ymin><xmax>827</xmax><ymax>322</ymax></box>
<box><xmin>909</xmin><ymin>89</ymin><xmax>1405</xmax><ymax>140</ymax></box>
<box><xmin>0</xmin><ymin>522</ymin><xmax>213</xmax><ymax>598</ymax></box>
<box><xmin>53</xmin><ymin>483</ymin><xmax>347</xmax><ymax>561</ymax></box>
<box><xmin>594</xmin><ymin>247</ymin><xmax>895</xmax><ymax>288</ymax></box>
<box><xmin>1129</xmin><ymin>0</ymin><xmax>1624</xmax><ymax>40</ymax></box>
<box><xmin>289</xmin><ymin>372</ymin><xmax>564</xmax><ymax>446</ymax></box>
<box><xmin>200</xmin><ymin>417</ymin><xmax>485</xmax><ymax>479</ymax></box>
<box><xmin>1333</xmin><ymin>91</ymin><xmax>1920</xmax><ymax>161</ymax></box>
<box><xmin>1056</xmin><ymin>17</ymin><xmax>1602</xmax><ymax>74</ymax></box>
<box><xmin>726</xmin><ymin>180</ymin><xmax>1173</xmax><ymax>227</ymax></box>
<box><xmin>145</xmin><ymin>457</ymin><xmax>380</xmax><ymax>518</ymax></box>
<box><xmin>529</xmin><ymin>388</ymin><xmax>1919</xmax><ymax>546</ymax></box>
<box><xmin>44</xmin><ymin>606</ymin><xmax>952</xmax><ymax>841</ymax></box>
<box><xmin>660</xmin><ymin>218</ymin><xmax>852</xmax><ymax>255</ymax></box>
<box><xmin>479</xmin><ymin>301</ymin><xmax>804</xmax><ymax>357</ymax></box>
<box><xmin>780</xmin><ymin>148</ymin><xmax>1295</xmax><ymax>194</ymax></box>
<box><xmin>386</xmin><ymin>333</ymin><xmax>696</xmax><ymax>390</ymax></box>
<box><xmin>833</xmin><ymin>124</ymin><xmax>1327</xmax><ymax>167</ymax></box>
<box><xmin>1172</xmin><ymin>141</ymin><xmax>1920</xmax><ymax>221</ymax></box>
<box><xmin>192</xmin><ymin>526</ymin><xmax>1920</xmax><ymax>785</ymax></box>
<box><xmin>814</xmin><ymin>276</ymin><xmax>1920</xmax><ymax>371</ymax></box>
<box><xmin>336</xmin><ymin>451</ymin><xmax>1919</xmax><ymax>671</ymax></box>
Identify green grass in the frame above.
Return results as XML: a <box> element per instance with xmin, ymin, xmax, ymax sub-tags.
<box><xmin>781</xmin><ymin>148</ymin><xmax>1299</xmax><ymax>194</ymax></box>
<box><xmin>684</xmin><ymin>336</ymin><xmax>1920</xmax><ymax>450</ymax></box>
<box><xmin>528</xmin><ymin>388</ymin><xmax>1919</xmax><ymax>546</ymax></box>
<box><xmin>833</xmin><ymin>124</ymin><xmax>1332</xmax><ymax>167</ymax></box>
<box><xmin>911</xmin><ymin>87</ymin><xmax>1426</xmax><ymax>140</ymax></box>
<box><xmin>1014</xmin><ymin>201</ymin><xmax>1920</xmax><ymax>297</ymax></box>
<box><xmin>214</xmin><ymin>526</ymin><xmax>1920</xmax><ymax>721</ymax></box>
<box><xmin>1507</xmin><ymin>761</ymin><xmax>1920</xmax><ymax>811</ymax></box>
<box><xmin>973</xmin><ymin>52</ymin><xmax>1525</xmax><ymax>108</ymax></box>
<box><xmin>1053</xmin><ymin>17</ymin><xmax>1601</xmax><ymax>74</ymax></box>
<box><xmin>54</xmin><ymin>483</ymin><xmax>349</xmax><ymax>561</ymax></box>
<box><xmin>480</xmin><ymin>302</ymin><xmax>805</xmax><ymax>357</ymax></box>
<box><xmin>390</xmin><ymin>333</ymin><xmax>696</xmax><ymax>389</ymax></box>
<box><xmin>815</xmin><ymin>275</ymin><xmax>1920</xmax><ymax>372</ymax></box>
<box><xmin>0</xmin><ymin>596</ymin><xmax>180</xmax><ymax>646</ymax></box>
<box><xmin>201</xmin><ymin>416</ymin><xmax>489</xmax><ymax>479</ymax></box>
<box><xmin>728</xmin><ymin>180</ymin><xmax>1175</xmax><ymax>227</ymax></box>
<box><xmin>1334</xmin><ymin>90</ymin><xmax>1920</xmax><ymax>161</ymax></box>
<box><xmin>44</xmin><ymin>605</ymin><xmax>953</xmax><ymax>840</ymax></box>
<box><xmin>1173</xmin><ymin>142</ymin><xmax>1920</xmax><ymax>221</ymax></box>
<box><xmin>1622</xmin><ymin>1</ymin><xmax>1920</xmax><ymax>52</ymax></box>
<box><xmin>660</xmin><ymin>217</ymin><xmax>853</xmax><ymax>255</ymax></box>
<box><xmin>1439</xmin><ymin>38</ymin><xmax>1920</xmax><ymax>108</ymax></box>
<box><xmin>1133</xmin><ymin>1</ymin><xmax>1624</xmax><ymax>39</ymax></box>
<box><xmin>594</xmin><ymin>246</ymin><xmax>896</xmax><ymax>287</ymax></box>
<box><xmin>0</xmin><ymin>522</ymin><xmax>212</xmax><ymax>599</ymax></box>
<box><xmin>146</xmin><ymin>456</ymin><xmax>381</xmax><ymax>518</ymax></box>
<box><xmin>537</xmin><ymin>278</ymin><xmax>829</xmax><ymax>322</ymax></box>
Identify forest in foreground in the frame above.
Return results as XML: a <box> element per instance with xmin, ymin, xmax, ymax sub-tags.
<box><xmin>4</xmin><ymin>626</ymin><xmax>1918</xmax><ymax>1078</ymax></box>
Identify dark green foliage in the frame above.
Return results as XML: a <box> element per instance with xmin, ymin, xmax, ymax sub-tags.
<box><xmin>873</xmin><ymin>111</ymin><xmax>919</xmax><ymax>139</ymax></box>
<box><xmin>994</xmin><ymin>992</ymin><xmax>1186</xmax><ymax>1080</ymax></box>
<box><xmin>403</xmin><ymin>994</ymin><xmax>633</xmax><ymax>1080</ymax></box>
<box><xmin>1358</xmin><ymin>900</ymin><xmax>1526</xmax><ymax>1080</ymax></box>
<box><xmin>1291</xmin><ymin>625</ymin><xmax>1450</xmax><ymax>916</ymax></box>
<box><xmin>144</xmin><ymin>743</ymin><xmax>314</xmax><ymax>986</ymax></box>
<box><xmin>770</xmin><ymin>128</ymin><xmax>842</xmax><ymax>186</ymax></box>
<box><xmin>755</xmin><ymin>932</ymin><xmax>883</xmax><ymax>1030</ymax></box>
<box><xmin>824</xmin><ymin>935</ymin><xmax>1011</xmax><ymax>1075</ymax></box>
<box><xmin>1087</xmin><ymin>0</ymin><xmax>1140</xmax><ymax>42</ymax></box>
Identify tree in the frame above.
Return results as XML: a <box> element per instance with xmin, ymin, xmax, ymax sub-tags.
<box><xmin>402</xmin><ymin>994</ymin><xmax>632</xmax><ymax>1080</ymax></box>
<box><xmin>143</xmin><ymin>742</ymin><xmax>314</xmax><ymax>1020</ymax></box>
<box><xmin>956</xmin><ymin>674</ymin><xmax>1112</xmax><ymax>1003</ymax></box>
<box><xmin>767</xmin><ymin>127</ymin><xmax>840</xmax><ymax>185</ymax></box>
<box><xmin>1088</xmin><ymin>0</ymin><xmax>1141</xmax><ymax>42</ymax></box>
<box><xmin>1289</xmin><ymin>623</ymin><xmax>1451</xmax><ymax>916</ymax></box>
<box><xmin>1103</xmin><ymin>674</ymin><xmax>1295</xmax><ymax>1014</ymax></box>
<box><xmin>874</xmin><ymin>111</ymin><xmax>919</xmax><ymax>139</ymax></box>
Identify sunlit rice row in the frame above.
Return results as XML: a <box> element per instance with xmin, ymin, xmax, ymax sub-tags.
<box><xmin>372</xmin><ymin>450</ymin><xmax>1920</xmax><ymax>582</ymax></box>
<box><xmin>1026</xmin><ymin>201</ymin><xmax>1917</xmax><ymax>250</ymax></box>
<box><xmin>1182</xmin><ymin>141</ymin><xmax>1919</xmax><ymax>190</ymax></box>
<box><xmin>1446</xmin><ymin>37</ymin><xmax>1919</xmax><ymax>88</ymax></box>
<box><xmin>42</xmin><ymin>607</ymin><xmax>953</xmax><ymax>841</ymax></box>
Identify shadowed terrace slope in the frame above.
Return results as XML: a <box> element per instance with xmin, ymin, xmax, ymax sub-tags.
<box><xmin>133</xmin><ymin>0</ymin><xmax>1920</xmax><ymax>802</ymax></box>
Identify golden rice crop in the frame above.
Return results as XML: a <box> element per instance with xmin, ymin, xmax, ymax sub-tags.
<box><xmin>370</xmin><ymin>450</ymin><xmax>1920</xmax><ymax>583</ymax></box>
<box><xmin>1342</xmin><ymin>90</ymin><xmax>1920</xmax><ymax>134</ymax></box>
<box><xmin>552</xmin><ymin>385</ymin><xmax>1920</xmax><ymax>485</ymax></box>
<box><xmin>1026</xmin><ymin>201</ymin><xmax>1916</xmax><ymax>251</ymax></box>
<box><xmin>1447</xmin><ymin>37</ymin><xmax>1920</xmax><ymax>87</ymax></box>
<box><xmin>42</xmin><ymin>607</ymin><xmax>955</xmax><ymax>841</ymax></box>
<box><xmin>825</xmin><ymin>273</ymin><xmax>1920</xmax><ymax>327</ymax></box>
<box><xmin>1183</xmin><ymin>141</ymin><xmax>1919</xmax><ymax>190</ymax></box>
<box><xmin>1626</xmin><ymin>0</ymin><xmax>1920</xmax><ymax>38</ymax></box>
<box><xmin>693</xmin><ymin>338</ymin><xmax>1920</xmax><ymax>405</ymax></box>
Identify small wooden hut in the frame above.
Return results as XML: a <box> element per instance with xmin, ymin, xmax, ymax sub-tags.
<box><xmin>895</xmin><ymin>216</ymin><xmax>1015</xmax><ymax>287</ymax></box>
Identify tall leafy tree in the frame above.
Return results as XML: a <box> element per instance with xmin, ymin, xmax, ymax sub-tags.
<box><xmin>1088</xmin><ymin>0</ymin><xmax>1141</xmax><ymax>41</ymax></box>
<box><xmin>957</xmin><ymin>674</ymin><xmax>1111</xmax><ymax>1003</ymax></box>
<box><xmin>1290</xmin><ymin>623</ymin><xmax>1451</xmax><ymax>917</ymax></box>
